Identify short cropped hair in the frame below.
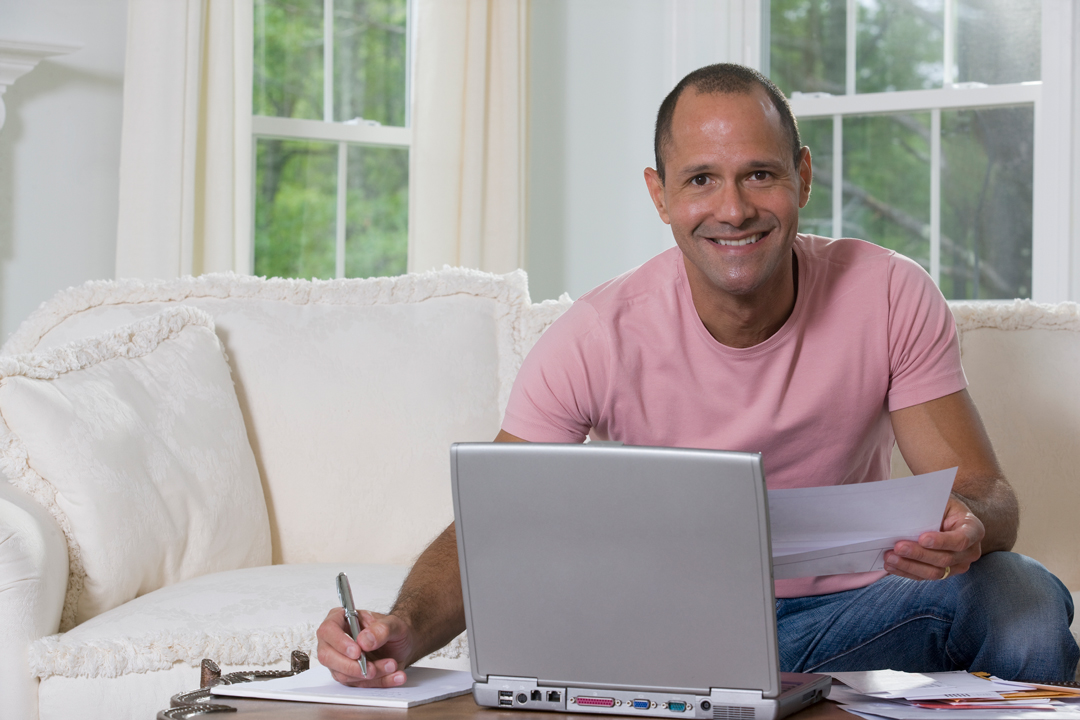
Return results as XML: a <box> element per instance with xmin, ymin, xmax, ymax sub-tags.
<box><xmin>654</xmin><ymin>63</ymin><xmax>802</xmax><ymax>183</ymax></box>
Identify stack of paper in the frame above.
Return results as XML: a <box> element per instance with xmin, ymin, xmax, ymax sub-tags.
<box><xmin>828</xmin><ymin>670</ymin><xmax>1080</xmax><ymax>720</ymax></box>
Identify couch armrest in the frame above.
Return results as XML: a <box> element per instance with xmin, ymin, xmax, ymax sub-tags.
<box><xmin>0</xmin><ymin>480</ymin><xmax>68</xmax><ymax>720</ymax></box>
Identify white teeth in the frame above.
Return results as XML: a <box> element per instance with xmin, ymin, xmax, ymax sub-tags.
<box><xmin>712</xmin><ymin>233</ymin><xmax>762</xmax><ymax>247</ymax></box>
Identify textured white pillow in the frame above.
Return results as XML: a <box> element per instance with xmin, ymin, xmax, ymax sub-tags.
<box><xmin>0</xmin><ymin>307</ymin><xmax>271</xmax><ymax>630</ymax></box>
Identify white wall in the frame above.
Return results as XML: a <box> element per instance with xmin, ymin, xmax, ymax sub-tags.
<box><xmin>0</xmin><ymin>0</ymin><xmax>127</xmax><ymax>345</ymax></box>
<box><xmin>525</xmin><ymin>0</ymin><xmax>759</xmax><ymax>302</ymax></box>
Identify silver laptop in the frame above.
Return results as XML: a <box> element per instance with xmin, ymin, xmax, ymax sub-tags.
<box><xmin>450</xmin><ymin>442</ymin><xmax>831</xmax><ymax>720</ymax></box>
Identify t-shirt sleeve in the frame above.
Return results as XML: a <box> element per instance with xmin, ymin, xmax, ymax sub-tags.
<box><xmin>501</xmin><ymin>301</ymin><xmax>610</xmax><ymax>443</ymax></box>
<box><xmin>886</xmin><ymin>253</ymin><xmax>967</xmax><ymax>411</ymax></box>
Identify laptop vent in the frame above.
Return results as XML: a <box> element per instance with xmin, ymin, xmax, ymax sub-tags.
<box><xmin>713</xmin><ymin>706</ymin><xmax>755</xmax><ymax>720</ymax></box>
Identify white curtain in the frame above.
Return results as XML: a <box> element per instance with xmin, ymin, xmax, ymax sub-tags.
<box><xmin>408</xmin><ymin>0</ymin><xmax>528</xmax><ymax>275</ymax></box>
<box><xmin>115</xmin><ymin>0</ymin><xmax>527</xmax><ymax>280</ymax></box>
<box><xmin>115</xmin><ymin>0</ymin><xmax>243</xmax><ymax>279</ymax></box>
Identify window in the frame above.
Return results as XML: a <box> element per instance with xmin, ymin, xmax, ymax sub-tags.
<box><xmin>251</xmin><ymin>0</ymin><xmax>411</xmax><ymax>280</ymax></box>
<box><xmin>766</xmin><ymin>0</ymin><xmax>1041</xmax><ymax>300</ymax></box>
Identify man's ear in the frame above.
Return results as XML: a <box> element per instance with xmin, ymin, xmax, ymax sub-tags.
<box><xmin>797</xmin><ymin>147</ymin><xmax>812</xmax><ymax>209</ymax></box>
<box><xmin>644</xmin><ymin>167</ymin><xmax>671</xmax><ymax>224</ymax></box>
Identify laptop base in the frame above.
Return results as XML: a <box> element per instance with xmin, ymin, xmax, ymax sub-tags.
<box><xmin>474</xmin><ymin>672</ymin><xmax>830</xmax><ymax>720</ymax></box>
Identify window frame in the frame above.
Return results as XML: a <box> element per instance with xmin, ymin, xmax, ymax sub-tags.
<box><xmin>234</xmin><ymin>0</ymin><xmax>415</xmax><ymax>280</ymax></box>
<box><xmin>758</xmin><ymin>0</ymin><xmax>1076</xmax><ymax>302</ymax></box>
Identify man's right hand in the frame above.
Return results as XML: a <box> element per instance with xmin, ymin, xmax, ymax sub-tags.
<box><xmin>316</xmin><ymin>607</ymin><xmax>416</xmax><ymax>687</ymax></box>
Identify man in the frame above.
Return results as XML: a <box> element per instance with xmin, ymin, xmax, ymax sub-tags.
<box><xmin>317</xmin><ymin>64</ymin><xmax>1078</xmax><ymax>687</ymax></box>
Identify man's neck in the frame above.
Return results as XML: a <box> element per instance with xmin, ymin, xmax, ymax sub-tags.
<box><xmin>684</xmin><ymin>252</ymin><xmax>799</xmax><ymax>349</ymax></box>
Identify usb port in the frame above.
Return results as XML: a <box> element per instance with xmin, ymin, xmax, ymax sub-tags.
<box><xmin>499</xmin><ymin>690</ymin><xmax>513</xmax><ymax>707</ymax></box>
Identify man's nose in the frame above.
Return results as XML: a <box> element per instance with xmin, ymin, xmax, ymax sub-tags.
<box><xmin>712</xmin><ymin>182</ymin><xmax>755</xmax><ymax>226</ymax></box>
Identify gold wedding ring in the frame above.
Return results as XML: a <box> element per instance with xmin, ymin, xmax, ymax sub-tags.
<box><xmin>940</xmin><ymin>566</ymin><xmax>952</xmax><ymax>580</ymax></box>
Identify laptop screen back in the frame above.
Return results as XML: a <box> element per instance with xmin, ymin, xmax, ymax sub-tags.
<box><xmin>451</xmin><ymin>443</ymin><xmax>781</xmax><ymax>697</ymax></box>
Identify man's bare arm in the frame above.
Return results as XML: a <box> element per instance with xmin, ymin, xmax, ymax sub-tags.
<box><xmin>887</xmin><ymin>388</ymin><xmax>1018</xmax><ymax>580</ymax></box>
<box><xmin>392</xmin><ymin>429</ymin><xmax>527</xmax><ymax>663</ymax></box>
<box><xmin>316</xmin><ymin>429</ymin><xmax>526</xmax><ymax>686</ymax></box>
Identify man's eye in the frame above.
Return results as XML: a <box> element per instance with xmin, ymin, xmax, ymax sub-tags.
<box><xmin>691</xmin><ymin>175</ymin><xmax>709</xmax><ymax>186</ymax></box>
<box><xmin>750</xmin><ymin>171</ymin><xmax>771</xmax><ymax>181</ymax></box>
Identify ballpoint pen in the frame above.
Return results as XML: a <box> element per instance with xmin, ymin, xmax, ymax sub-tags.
<box><xmin>336</xmin><ymin>572</ymin><xmax>369</xmax><ymax>677</ymax></box>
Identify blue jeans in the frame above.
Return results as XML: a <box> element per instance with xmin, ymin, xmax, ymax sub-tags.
<box><xmin>776</xmin><ymin>552</ymin><xmax>1079</xmax><ymax>681</ymax></box>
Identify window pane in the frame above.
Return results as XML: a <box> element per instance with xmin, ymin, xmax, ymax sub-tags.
<box><xmin>798</xmin><ymin>117</ymin><xmax>833</xmax><ymax>236</ymax></box>
<box><xmin>769</xmin><ymin>0</ymin><xmax>847</xmax><ymax>96</ymax></box>
<box><xmin>940</xmin><ymin>106</ymin><xmax>1033</xmax><ymax>300</ymax></box>
<box><xmin>856</xmin><ymin>0</ymin><xmax>944</xmax><ymax>93</ymax></box>
<box><xmin>956</xmin><ymin>0</ymin><xmax>1040</xmax><ymax>85</ymax></box>
<box><xmin>334</xmin><ymin>0</ymin><xmax>409</xmax><ymax>126</ymax></box>
<box><xmin>842</xmin><ymin>113</ymin><xmax>931</xmax><ymax>269</ymax></box>
<box><xmin>345</xmin><ymin>145</ymin><xmax>408</xmax><ymax>278</ymax></box>
<box><xmin>254</xmin><ymin>139</ymin><xmax>337</xmax><ymax>279</ymax></box>
<box><xmin>254</xmin><ymin>0</ymin><xmax>324</xmax><ymax>119</ymax></box>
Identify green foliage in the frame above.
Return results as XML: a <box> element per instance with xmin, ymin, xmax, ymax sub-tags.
<box><xmin>345</xmin><ymin>145</ymin><xmax>408</xmax><ymax>278</ymax></box>
<box><xmin>770</xmin><ymin>0</ymin><xmax>846</xmax><ymax>96</ymax></box>
<box><xmin>253</xmin><ymin>0</ymin><xmax>408</xmax><ymax>281</ymax></box>
<box><xmin>797</xmin><ymin>117</ymin><xmax>834</xmax><ymax>237</ymax></box>
<box><xmin>771</xmin><ymin>0</ymin><xmax>1036</xmax><ymax>299</ymax></box>
<box><xmin>254</xmin><ymin>140</ymin><xmax>337</xmax><ymax>280</ymax></box>
<box><xmin>254</xmin><ymin>0</ymin><xmax>323</xmax><ymax>119</ymax></box>
<box><xmin>334</xmin><ymin>0</ymin><xmax>408</xmax><ymax>125</ymax></box>
<box><xmin>843</xmin><ymin>113</ymin><xmax>931</xmax><ymax>269</ymax></box>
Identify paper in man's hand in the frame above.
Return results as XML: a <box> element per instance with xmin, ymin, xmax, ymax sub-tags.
<box><xmin>768</xmin><ymin>468</ymin><xmax>957</xmax><ymax>579</ymax></box>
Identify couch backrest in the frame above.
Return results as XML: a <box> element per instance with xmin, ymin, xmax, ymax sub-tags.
<box><xmin>892</xmin><ymin>300</ymin><xmax>1080</xmax><ymax>591</ymax></box>
<box><xmin>2</xmin><ymin>271</ymin><xmax>571</xmax><ymax>567</ymax></box>
<box><xmin>8</xmin><ymin>278</ymin><xmax>1075</xmax><ymax>589</ymax></box>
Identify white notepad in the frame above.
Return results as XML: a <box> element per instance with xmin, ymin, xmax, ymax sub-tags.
<box><xmin>210</xmin><ymin>664</ymin><xmax>473</xmax><ymax>708</ymax></box>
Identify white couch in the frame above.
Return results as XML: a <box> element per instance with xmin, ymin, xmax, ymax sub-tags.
<box><xmin>1</xmin><ymin>269</ymin><xmax>1078</xmax><ymax>720</ymax></box>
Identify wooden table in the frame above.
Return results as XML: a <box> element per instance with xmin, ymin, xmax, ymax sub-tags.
<box><xmin>159</xmin><ymin>692</ymin><xmax>851</xmax><ymax>719</ymax></box>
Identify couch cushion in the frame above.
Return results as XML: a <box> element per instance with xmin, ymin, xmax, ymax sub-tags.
<box><xmin>29</xmin><ymin>563</ymin><xmax>428</xmax><ymax>678</ymax></box>
<box><xmin>31</xmin><ymin>562</ymin><xmax>468</xmax><ymax>720</ymax></box>
<box><xmin>0</xmin><ymin>308</ymin><xmax>270</xmax><ymax>630</ymax></box>
<box><xmin>1</xmin><ymin>271</ymin><xmax>541</xmax><ymax>567</ymax></box>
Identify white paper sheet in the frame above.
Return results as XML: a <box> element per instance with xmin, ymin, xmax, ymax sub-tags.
<box><xmin>829</xmin><ymin>670</ymin><xmax>939</xmax><ymax>696</ymax></box>
<box><xmin>769</xmin><ymin>468</ymin><xmax>957</xmax><ymax>579</ymax></box>
<box><xmin>831</xmin><ymin>670</ymin><xmax>1008</xmax><ymax>701</ymax></box>
<box><xmin>210</xmin><ymin>664</ymin><xmax>473</xmax><ymax>708</ymax></box>
<box><xmin>837</xmin><ymin>698</ymin><xmax>1080</xmax><ymax>719</ymax></box>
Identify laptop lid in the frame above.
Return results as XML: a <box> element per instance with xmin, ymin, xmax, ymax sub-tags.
<box><xmin>450</xmin><ymin>442</ymin><xmax>781</xmax><ymax>698</ymax></box>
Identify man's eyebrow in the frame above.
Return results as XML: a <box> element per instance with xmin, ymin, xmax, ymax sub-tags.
<box><xmin>676</xmin><ymin>159</ymin><xmax>787</xmax><ymax>178</ymax></box>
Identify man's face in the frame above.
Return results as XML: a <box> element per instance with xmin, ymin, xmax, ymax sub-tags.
<box><xmin>645</xmin><ymin>87</ymin><xmax>812</xmax><ymax>302</ymax></box>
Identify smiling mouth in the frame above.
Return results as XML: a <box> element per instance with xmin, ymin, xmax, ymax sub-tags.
<box><xmin>708</xmin><ymin>232</ymin><xmax>763</xmax><ymax>247</ymax></box>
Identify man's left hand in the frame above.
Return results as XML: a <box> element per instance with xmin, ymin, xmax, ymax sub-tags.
<box><xmin>883</xmin><ymin>496</ymin><xmax>984</xmax><ymax>581</ymax></box>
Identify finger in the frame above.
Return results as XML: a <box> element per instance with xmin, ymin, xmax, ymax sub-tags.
<box><xmin>885</xmin><ymin>547</ymin><xmax>976</xmax><ymax>581</ymax></box>
<box><xmin>884</xmin><ymin>550</ymin><xmax>948</xmax><ymax>581</ymax></box>
<box><xmin>919</xmin><ymin>524</ymin><xmax>981</xmax><ymax>554</ymax></box>
<box><xmin>330</xmin><ymin>663</ymin><xmax>408</xmax><ymax>688</ymax></box>
<box><xmin>892</xmin><ymin>540</ymin><xmax>957</xmax><ymax>568</ymax></box>
<box><xmin>320</xmin><ymin>648</ymin><xmax>399</xmax><ymax>683</ymax></box>
<box><xmin>357</xmin><ymin>610</ymin><xmax>404</xmax><ymax>653</ymax></box>
<box><xmin>316</xmin><ymin>608</ymin><xmax>360</xmax><ymax>657</ymax></box>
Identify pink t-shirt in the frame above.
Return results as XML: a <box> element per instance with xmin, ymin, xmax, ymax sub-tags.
<box><xmin>502</xmin><ymin>235</ymin><xmax>967</xmax><ymax>598</ymax></box>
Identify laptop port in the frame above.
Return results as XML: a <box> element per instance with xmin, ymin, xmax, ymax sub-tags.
<box><xmin>667</xmin><ymin>700</ymin><xmax>688</xmax><ymax>712</ymax></box>
<box><xmin>575</xmin><ymin>697</ymin><xmax>616</xmax><ymax>707</ymax></box>
<box><xmin>547</xmin><ymin>691</ymin><xmax>561</xmax><ymax>703</ymax></box>
<box><xmin>632</xmin><ymin>699</ymin><xmax>651</xmax><ymax>709</ymax></box>
<box><xmin>531</xmin><ymin>690</ymin><xmax>542</xmax><ymax>702</ymax></box>
<box><xmin>499</xmin><ymin>690</ymin><xmax>513</xmax><ymax>707</ymax></box>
